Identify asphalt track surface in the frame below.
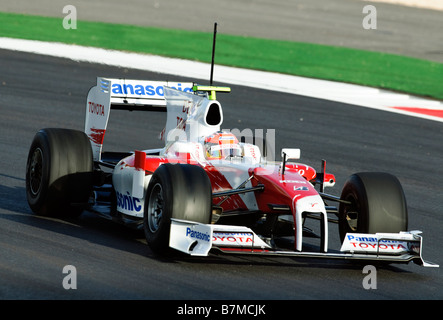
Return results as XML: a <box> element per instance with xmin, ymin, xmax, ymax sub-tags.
<box><xmin>0</xmin><ymin>49</ymin><xmax>442</xmax><ymax>302</ymax></box>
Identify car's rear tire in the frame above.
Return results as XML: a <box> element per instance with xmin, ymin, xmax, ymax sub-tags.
<box><xmin>338</xmin><ymin>172</ymin><xmax>408</xmax><ymax>242</ymax></box>
<box><xmin>26</xmin><ymin>128</ymin><xmax>93</xmax><ymax>216</ymax></box>
<box><xmin>144</xmin><ymin>163</ymin><xmax>212</xmax><ymax>254</ymax></box>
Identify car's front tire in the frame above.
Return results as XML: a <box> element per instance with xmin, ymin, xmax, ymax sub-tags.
<box><xmin>144</xmin><ymin>163</ymin><xmax>212</xmax><ymax>254</ymax></box>
<box><xmin>338</xmin><ymin>172</ymin><xmax>408</xmax><ymax>242</ymax></box>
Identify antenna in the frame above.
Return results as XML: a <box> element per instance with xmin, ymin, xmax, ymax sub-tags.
<box><xmin>210</xmin><ymin>22</ymin><xmax>217</xmax><ymax>86</ymax></box>
<box><xmin>193</xmin><ymin>22</ymin><xmax>231</xmax><ymax>100</ymax></box>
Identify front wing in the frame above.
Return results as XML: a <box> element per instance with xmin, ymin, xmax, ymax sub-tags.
<box><xmin>169</xmin><ymin>219</ymin><xmax>438</xmax><ymax>267</ymax></box>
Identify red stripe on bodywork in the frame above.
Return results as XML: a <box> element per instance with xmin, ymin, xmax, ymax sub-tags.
<box><xmin>88</xmin><ymin>128</ymin><xmax>106</xmax><ymax>145</ymax></box>
<box><xmin>134</xmin><ymin>150</ymin><xmax>147</xmax><ymax>170</ymax></box>
<box><xmin>204</xmin><ymin>165</ymin><xmax>248</xmax><ymax>211</ymax></box>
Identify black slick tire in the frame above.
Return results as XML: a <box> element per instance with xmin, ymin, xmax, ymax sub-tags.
<box><xmin>26</xmin><ymin>128</ymin><xmax>93</xmax><ymax>216</ymax></box>
<box><xmin>338</xmin><ymin>172</ymin><xmax>408</xmax><ymax>242</ymax></box>
<box><xmin>144</xmin><ymin>163</ymin><xmax>212</xmax><ymax>254</ymax></box>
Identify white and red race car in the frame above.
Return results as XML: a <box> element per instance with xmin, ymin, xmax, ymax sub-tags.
<box><xmin>25</xmin><ymin>77</ymin><xmax>438</xmax><ymax>267</ymax></box>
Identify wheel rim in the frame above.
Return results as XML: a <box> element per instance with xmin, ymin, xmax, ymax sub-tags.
<box><xmin>147</xmin><ymin>183</ymin><xmax>164</xmax><ymax>233</ymax></box>
<box><xmin>343</xmin><ymin>195</ymin><xmax>359</xmax><ymax>232</ymax></box>
<box><xmin>29</xmin><ymin>148</ymin><xmax>43</xmax><ymax>196</ymax></box>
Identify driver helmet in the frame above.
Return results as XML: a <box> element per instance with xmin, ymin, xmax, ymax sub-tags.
<box><xmin>204</xmin><ymin>132</ymin><xmax>242</xmax><ymax>159</ymax></box>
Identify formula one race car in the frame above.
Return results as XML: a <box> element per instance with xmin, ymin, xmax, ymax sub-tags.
<box><xmin>25</xmin><ymin>77</ymin><xmax>438</xmax><ymax>268</ymax></box>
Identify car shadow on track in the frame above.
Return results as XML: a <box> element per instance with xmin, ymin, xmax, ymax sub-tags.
<box><xmin>149</xmin><ymin>245</ymin><xmax>414</xmax><ymax>273</ymax></box>
<box><xmin>0</xmin><ymin>183</ymin><xmax>150</xmax><ymax>259</ymax></box>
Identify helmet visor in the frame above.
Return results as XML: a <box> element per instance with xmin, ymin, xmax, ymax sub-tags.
<box><xmin>208</xmin><ymin>144</ymin><xmax>242</xmax><ymax>159</ymax></box>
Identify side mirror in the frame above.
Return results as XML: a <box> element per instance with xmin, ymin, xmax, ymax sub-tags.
<box><xmin>281</xmin><ymin>148</ymin><xmax>301</xmax><ymax>160</ymax></box>
<box><xmin>281</xmin><ymin>148</ymin><xmax>301</xmax><ymax>175</ymax></box>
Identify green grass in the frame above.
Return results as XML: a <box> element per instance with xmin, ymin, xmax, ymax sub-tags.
<box><xmin>1</xmin><ymin>12</ymin><xmax>443</xmax><ymax>100</ymax></box>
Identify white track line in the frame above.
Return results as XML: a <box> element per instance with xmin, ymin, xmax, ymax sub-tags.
<box><xmin>1</xmin><ymin>37</ymin><xmax>442</xmax><ymax>123</ymax></box>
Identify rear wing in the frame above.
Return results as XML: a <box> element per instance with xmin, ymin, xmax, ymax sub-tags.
<box><xmin>85</xmin><ymin>77</ymin><xmax>194</xmax><ymax>160</ymax></box>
